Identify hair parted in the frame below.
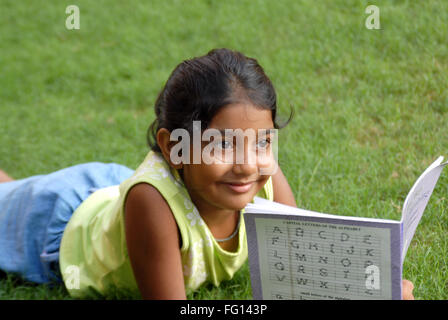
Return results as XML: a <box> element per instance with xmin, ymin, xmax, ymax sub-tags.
<box><xmin>147</xmin><ymin>48</ymin><xmax>292</xmax><ymax>152</ymax></box>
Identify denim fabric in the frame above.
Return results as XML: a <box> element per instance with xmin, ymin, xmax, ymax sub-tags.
<box><xmin>0</xmin><ymin>162</ymin><xmax>133</xmax><ymax>284</ymax></box>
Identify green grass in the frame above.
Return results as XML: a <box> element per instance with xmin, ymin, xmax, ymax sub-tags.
<box><xmin>1</xmin><ymin>0</ymin><xmax>447</xmax><ymax>299</ymax></box>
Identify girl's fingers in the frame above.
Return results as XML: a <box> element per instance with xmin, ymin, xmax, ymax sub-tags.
<box><xmin>402</xmin><ymin>279</ymin><xmax>415</xmax><ymax>300</ymax></box>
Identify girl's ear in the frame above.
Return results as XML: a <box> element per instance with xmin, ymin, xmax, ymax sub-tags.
<box><xmin>156</xmin><ymin>128</ymin><xmax>183</xmax><ymax>170</ymax></box>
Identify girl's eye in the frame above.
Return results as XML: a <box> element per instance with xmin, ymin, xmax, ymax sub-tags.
<box><xmin>256</xmin><ymin>138</ymin><xmax>271</xmax><ymax>149</ymax></box>
<box><xmin>219</xmin><ymin>140</ymin><xmax>233</xmax><ymax>150</ymax></box>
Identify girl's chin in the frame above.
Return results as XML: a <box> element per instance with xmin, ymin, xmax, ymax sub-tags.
<box><xmin>209</xmin><ymin>182</ymin><xmax>264</xmax><ymax>210</ymax></box>
<box><xmin>218</xmin><ymin>193</ymin><xmax>257</xmax><ymax>211</ymax></box>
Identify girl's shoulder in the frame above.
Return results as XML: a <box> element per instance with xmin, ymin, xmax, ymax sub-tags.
<box><xmin>124</xmin><ymin>177</ymin><xmax>186</xmax><ymax>298</ymax></box>
<box><xmin>124</xmin><ymin>181</ymin><xmax>182</xmax><ymax>246</ymax></box>
<box><xmin>120</xmin><ymin>151</ymin><xmax>184</xmax><ymax>201</ymax></box>
<box><xmin>119</xmin><ymin>150</ymin><xmax>191</xmax><ymax>245</ymax></box>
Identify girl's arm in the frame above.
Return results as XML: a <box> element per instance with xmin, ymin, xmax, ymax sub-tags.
<box><xmin>271</xmin><ymin>166</ymin><xmax>297</xmax><ymax>207</ymax></box>
<box><xmin>124</xmin><ymin>183</ymin><xmax>186</xmax><ymax>299</ymax></box>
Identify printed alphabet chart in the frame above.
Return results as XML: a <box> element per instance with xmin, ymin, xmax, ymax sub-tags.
<box><xmin>256</xmin><ymin>217</ymin><xmax>394</xmax><ymax>300</ymax></box>
<box><xmin>244</xmin><ymin>156</ymin><xmax>447</xmax><ymax>300</ymax></box>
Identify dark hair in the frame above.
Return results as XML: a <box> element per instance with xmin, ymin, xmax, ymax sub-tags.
<box><xmin>147</xmin><ymin>48</ymin><xmax>292</xmax><ymax>152</ymax></box>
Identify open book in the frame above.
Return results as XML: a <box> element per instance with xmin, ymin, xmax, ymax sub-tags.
<box><xmin>244</xmin><ymin>156</ymin><xmax>447</xmax><ymax>300</ymax></box>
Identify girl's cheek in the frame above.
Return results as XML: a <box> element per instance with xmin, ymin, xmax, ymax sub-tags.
<box><xmin>204</xmin><ymin>163</ymin><xmax>233</xmax><ymax>180</ymax></box>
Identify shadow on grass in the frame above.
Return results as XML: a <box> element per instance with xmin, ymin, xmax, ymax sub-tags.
<box><xmin>0</xmin><ymin>261</ymin><xmax>253</xmax><ymax>300</ymax></box>
<box><xmin>0</xmin><ymin>269</ymin><xmax>72</xmax><ymax>300</ymax></box>
<box><xmin>0</xmin><ymin>270</ymin><xmax>141</xmax><ymax>300</ymax></box>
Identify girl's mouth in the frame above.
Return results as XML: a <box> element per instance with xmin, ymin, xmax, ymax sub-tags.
<box><xmin>223</xmin><ymin>181</ymin><xmax>254</xmax><ymax>193</ymax></box>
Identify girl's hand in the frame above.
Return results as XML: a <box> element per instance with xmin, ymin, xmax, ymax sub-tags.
<box><xmin>272</xmin><ymin>166</ymin><xmax>297</xmax><ymax>207</ymax></box>
<box><xmin>402</xmin><ymin>279</ymin><xmax>414</xmax><ymax>300</ymax></box>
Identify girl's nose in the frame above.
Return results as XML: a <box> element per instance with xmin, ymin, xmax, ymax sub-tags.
<box><xmin>232</xmin><ymin>146</ymin><xmax>258</xmax><ymax>176</ymax></box>
<box><xmin>232</xmin><ymin>160</ymin><xmax>258</xmax><ymax>176</ymax></box>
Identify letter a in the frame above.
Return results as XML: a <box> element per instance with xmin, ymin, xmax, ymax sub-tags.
<box><xmin>273</xmin><ymin>226</ymin><xmax>283</xmax><ymax>233</ymax></box>
<box><xmin>64</xmin><ymin>265</ymin><xmax>80</xmax><ymax>289</ymax></box>
<box><xmin>170</xmin><ymin>128</ymin><xmax>191</xmax><ymax>165</ymax></box>
<box><xmin>66</xmin><ymin>5</ymin><xmax>80</xmax><ymax>30</ymax></box>
<box><xmin>365</xmin><ymin>265</ymin><xmax>380</xmax><ymax>290</ymax></box>
<box><xmin>365</xmin><ymin>5</ymin><xmax>380</xmax><ymax>30</ymax></box>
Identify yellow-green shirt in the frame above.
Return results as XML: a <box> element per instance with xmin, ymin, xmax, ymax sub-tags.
<box><xmin>59</xmin><ymin>151</ymin><xmax>273</xmax><ymax>298</ymax></box>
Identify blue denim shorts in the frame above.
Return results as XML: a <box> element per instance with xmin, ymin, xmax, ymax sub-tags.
<box><xmin>0</xmin><ymin>162</ymin><xmax>133</xmax><ymax>284</ymax></box>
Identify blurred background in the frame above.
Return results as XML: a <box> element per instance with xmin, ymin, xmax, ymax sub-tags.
<box><xmin>0</xmin><ymin>0</ymin><xmax>447</xmax><ymax>299</ymax></box>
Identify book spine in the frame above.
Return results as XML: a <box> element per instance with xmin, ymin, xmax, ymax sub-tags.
<box><xmin>388</xmin><ymin>222</ymin><xmax>403</xmax><ymax>300</ymax></box>
<box><xmin>243</xmin><ymin>214</ymin><xmax>264</xmax><ymax>299</ymax></box>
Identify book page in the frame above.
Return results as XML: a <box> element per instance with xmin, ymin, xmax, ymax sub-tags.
<box><xmin>247</xmin><ymin>215</ymin><xmax>402</xmax><ymax>300</ymax></box>
<box><xmin>401</xmin><ymin>157</ymin><xmax>448</xmax><ymax>261</ymax></box>
<box><xmin>250</xmin><ymin>197</ymin><xmax>399</xmax><ymax>224</ymax></box>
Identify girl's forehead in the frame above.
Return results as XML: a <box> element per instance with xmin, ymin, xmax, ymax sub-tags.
<box><xmin>209</xmin><ymin>103</ymin><xmax>274</xmax><ymax>130</ymax></box>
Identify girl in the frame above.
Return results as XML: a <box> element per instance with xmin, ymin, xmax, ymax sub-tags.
<box><xmin>0</xmin><ymin>48</ymin><xmax>414</xmax><ymax>300</ymax></box>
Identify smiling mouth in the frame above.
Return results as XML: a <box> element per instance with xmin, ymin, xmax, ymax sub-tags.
<box><xmin>222</xmin><ymin>181</ymin><xmax>255</xmax><ymax>193</ymax></box>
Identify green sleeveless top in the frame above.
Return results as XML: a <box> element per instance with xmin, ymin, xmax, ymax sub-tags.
<box><xmin>59</xmin><ymin>151</ymin><xmax>274</xmax><ymax>298</ymax></box>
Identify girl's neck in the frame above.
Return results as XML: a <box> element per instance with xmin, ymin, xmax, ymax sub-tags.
<box><xmin>177</xmin><ymin>168</ymin><xmax>241</xmax><ymax>251</ymax></box>
<box><xmin>193</xmin><ymin>198</ymin><xmax>238</xmax><ymax>229</ymax></box>
<box><xmin>191</xmin><ymin>196</ymin><xmax>241</xmax><ymax>252</ymax></box>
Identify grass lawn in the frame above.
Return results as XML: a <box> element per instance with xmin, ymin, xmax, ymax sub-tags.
<box><xmin>0</xmin><ymin>0</ymin><xmax>447</xmax><ymax>299</ymax></box>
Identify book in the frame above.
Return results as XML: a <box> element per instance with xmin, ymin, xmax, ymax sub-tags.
<box><xmin>244</xmin><ymin>156</ymin><xmax>447</xmax><ymax>300</ymax></box>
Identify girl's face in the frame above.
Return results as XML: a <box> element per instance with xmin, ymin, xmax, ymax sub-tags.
<box><xmin>182</xmin><ymin>103</ymin><xmax>275</xmax><ymax>213</ymax></box>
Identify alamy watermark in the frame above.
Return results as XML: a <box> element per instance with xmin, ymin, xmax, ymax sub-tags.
<box><xmin>169</xmin><ymin>121</ymin><xmax>278</xmax><ymax>176</ymax></box>
<box><xmin>66</xmin><ymin>5</ymin><xmax>80</xmax><ymax>30</ymax></box>
<box><xmin>365</xmin><ymin>5</ymin><xmax>380</xmax><ymax>30</ymax></box>
<box><xmin>64</xmin><ymin>265</ymin><xmax>80</xmax><ymax>290</ymax></box>
<box><xmin>365</xmin><ymin>264</ymin><xmax>380</xmax><ymax>290</ymax></box>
